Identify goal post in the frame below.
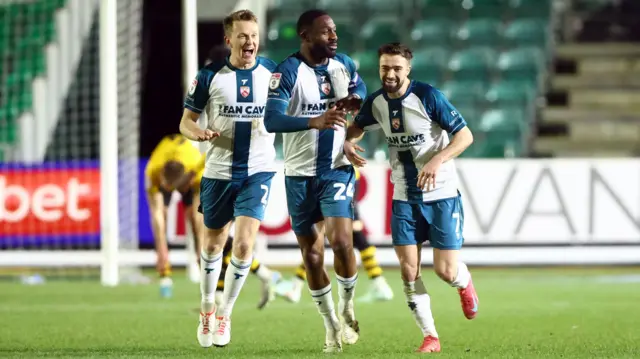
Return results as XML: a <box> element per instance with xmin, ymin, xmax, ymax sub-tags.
<box><xmin>99</xmin><ymin>0</ymin><xmax>118</xmax><ymax>286</ymax></box>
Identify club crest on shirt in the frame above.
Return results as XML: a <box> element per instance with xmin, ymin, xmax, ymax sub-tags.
<box><xmin>321</xmin><ymin>81</ymin><xmax>332</xmax><ymax>96</ymax></box>
<box><xmin>188</xmin><ymin>79</ymin><xmax>197</xmax><ymax>95</ymax></box>
<box><xmin>392</xmin><ymin>118</ymin><xmax>401</xmax><ymax>129</ymax></box>
<box><xmin>240</xmin><ymin>86</ymin><xmax>250</xmax><ymax>98</ymax></box>
<box><xmin>269</xmin><ymin>73</ymin><xmax>282</xmax><ymax>90</ymax></box>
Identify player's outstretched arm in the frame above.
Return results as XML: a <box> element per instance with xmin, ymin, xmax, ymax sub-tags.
<box><xmin>264</xmin><ymin>103</ymin><xmax>347</xmax><ymax>133</ymax></box>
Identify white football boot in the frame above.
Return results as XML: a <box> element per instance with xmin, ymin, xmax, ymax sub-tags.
<box><xmin>212</xmin><ymin>315</ymin><xmax>231</xmax><ymax>347</ymax></box>
<box><xmin>275</xmin><ymin>277</ymin><xmax>304</xmax><ymax>303</ymax></box>
<box><xmin>197</xmin><ymin>310</ymin><xmax>215</xmax><ymax>348</ymax></box>
<box><xmin>358</xmin><ymin>276</ymin><xmax>394</xmax><ymax>303</ymax></box>
<box><xmin>339</xmin><ymin>298</ymin><xmax>359</xmax><ymax>345</ymax></box>
<box><xmin>323</xmin><ymin>318</ymin><xmax>343</xmax><ymax>353</ymax></box>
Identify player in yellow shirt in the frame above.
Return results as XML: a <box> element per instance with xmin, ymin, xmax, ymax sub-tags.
<box><xmin>145</xmin><ymin>134</ymin><xmax>205</xmax><ymax>297</ymax></box>
<box><xmin>275</xmin><ymin>167</ymin><xmax>394</xmax><ymax>303</ymax></box>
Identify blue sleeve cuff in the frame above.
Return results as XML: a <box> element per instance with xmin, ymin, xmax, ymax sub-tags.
<box><xmin>264</xmin><ymin>99</ymin><xmax>310</xmax><ymax>133</ymax></box>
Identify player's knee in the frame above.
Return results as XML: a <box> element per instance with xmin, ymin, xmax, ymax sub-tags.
<box><xmin>203</xmin><ymin>229</ymin><xmax>227</xmax><ymax>254</ymax></box>
<box><xmin>399</xmin><ymin>260</ymin><xmax>420</xmax><ymax>282</ymax></box>
<box><xmin>202</xmin><ymin>241</ymin><xmax>223</xmax><ymax>255</ymax></box>
<box><xmin>329</xmin><ymin>232</ymin><xmax>353</xmax><ymax>255</ymax></box>
<box><xmin>301</xmin><ymin>246</ymin><xmax>323</xmax><ymax>268</ymax></box>
<box><xmin>434</xmin><ymin>264</ymin><xmax>457</xmax><ymax>283</ymax></box>
<box><xmin>231</xmin><ymin>238</ymin><xmax>252</xmax><ymax>259</ymax></box>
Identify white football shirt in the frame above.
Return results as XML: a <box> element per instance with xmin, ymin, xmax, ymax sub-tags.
<box><xmin>184</xmin><ymin>56</ymin><xmax>277</xmax><ymax>180</ymax></box>
<box><xmin>265</xmin><ymin>52</ymin><xmax>367</xmax><ymax>177</ymax></box>
<box><xmin>354</xmin><ymin>80</ymin><xmax>467</xmax><ymax>202</ymax></box>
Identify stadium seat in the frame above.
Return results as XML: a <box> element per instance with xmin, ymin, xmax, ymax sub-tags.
<box><xmin>267</xmin><ymin>20</ymin><xmax>299</xmax><ymax>51</ymax></box>
<box><xmin>474</xmin><ymin>108</ymin><xmax>528</xmax><ymax>157</ymax></box>
<box><xmin>364</xmin><ymin>0</ymin><xmax>408</xmax><ymax>16</ymax></box>
<box><xmin>448</xmin><ymin>47</ymin><xmax>497</xmax><ymax>82</ymax></box>
<box><xmin>411</xmin><ymin>47</ymin><xmax>449</xmax><ymax>85</ymax></box>
<box><xmin>360</xmin><ymin>18</ymin><xmax>402</xmax><ymax>50</ymax></box>
<box><xmin>334</xmin><ymin>18</ymin><xmax>358</xmax><ymax>53</ymax></box>
<box><xmin>362</xmin><ymin>74</ymin><xmax>381</xmax><ymax>95</ymax></box>
<box><xmin>316</xmin><ymin>0</ymin><xmax>359</xmax><ymax>16</ymax></box>
<box><xmin>497</xmin><ymin>47</ymin><xmax>544</xmax><ymax>83</ymax></box>
<box><xmin>479</xmin><ymin>108</ymin><xmax>526</xmax><ymax>132</ymax></box>
<box><xmin>270</xmin><ymin>0</ymin><xmax>314</xmax><ymax>15</ymax></box>
<box><xmin>485</xmin><ymin>81</ymin><xmax>536</xmax><ymax>107</ymax></box>
<box><xmin>441</xmin><ymin>81</ymin><xmax>486</xmax><ymax>108</ymax></box>
<box><xmin>410</xmin><ymin>20</ymin><xmax>453</xmax><ymax>48</ymax></box>
<box><xmin>509</xmin><ymin>0</ymin><xmax>552</xmax><ymax>20</ymax></box>
<box><xmin>351</xmin><ymin>51</ymin><xmax>379</xmax><ymax>75</ymax></box>
<box><xmin>418</xmin><ymin>0</ymin><xmax>463</xmax><ymax>21</ymax></box>
<box><xmin>464</xmin><ymin>0</ymin><xmax>509</xmax><ymax>20</ymax></box>
<box><xmin>455</xmin><ymin>105</ymin><xmax>479</xmax><ymax>128</ymax></box>
<box><xmin>504</xmin><ymin>19</ymin><xmax>550</xmax><ymax>49</ymax></box>
<box><xmin>455</xmin><ymin>18</ymin><xmax>503</xmax><ymax>47</ymax></box>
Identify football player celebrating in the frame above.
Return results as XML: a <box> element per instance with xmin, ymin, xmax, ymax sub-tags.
<box><xmin>264</xmin><ymin>9</ymin><xmax>367</xmax><ymax>353</ymax></box>
<box><xmin>204</xmin><ymin>45</ymin><xmax>282</xmax><ymax>311</ymax></box>
<box><xmin>344</xmin><ymin>43</ymin><xmax>479</xmax><ymax>354</ymax></box>
<box><xmin>180</xmin><ymin>10</ymin><xmax>278</xmax><ymax>348</ymax></box>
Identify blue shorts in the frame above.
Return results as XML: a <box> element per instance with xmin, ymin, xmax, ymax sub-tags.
<box><xmin>198</xmin><ymin>172</ymin><xmax>275</xmax><ymax>230</ymax></box>
<box><xmin>391</xmin><ymin>194</ymin><xmax>464</xmax><ymax>250</ymax></box>
<box><xmin>285</xmin><ymin>166</ymin><xmax>356</xmax><ymax>236</ymax></box>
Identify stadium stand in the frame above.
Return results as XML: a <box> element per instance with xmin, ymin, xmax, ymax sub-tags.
<box><xmin>0</xmin><ymin>0</ymin><xmax>66</xmax><ymax>161</ymax></box>
<box><xmin>265</xmin><ymin>0</ymin><xmax>554</xmax><ymax>158</ymax></box>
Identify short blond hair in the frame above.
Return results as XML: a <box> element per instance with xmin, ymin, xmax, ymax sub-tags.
<box><xmin>223</xmin><ymin>10</ymin><xmax>258</xmax><ymax>35</ymax></box>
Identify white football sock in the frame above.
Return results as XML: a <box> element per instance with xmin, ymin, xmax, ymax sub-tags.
<box><xmin>336</xmin><ymin>273</ymin><xmax>358</xmax><ymax>321</ymax></box>
<box><xmin>404</xmin><ymin>279</ymin><xmax>438</xmax><ymax>338</ymax></box>
<box><xmin>254</xmin><ymin>262</ymin><xmax>272</xmax><ymax>282</ymax></box>
<box><xmin>310</xmin><ymin>284</ymin><xmax>340</xmax><ymax>332</ymax></box>
<box><xmin>200</xmin><ymin>250</ymin><xmax>223</xmax><ymax>313</ymax></box>
<box><xmin>219</xmin><ymin>255</ymin><xmax>252</xmax><ymax>317</ymax></box>
<box><xmin>450</xmin><ymin>262</ymin><xmax>471</xmax><ymax>289</ymax></box>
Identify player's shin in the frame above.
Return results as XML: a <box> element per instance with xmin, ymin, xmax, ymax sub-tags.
<box><xmin>200</xmin><ymin>249</ymin><xmax>223</xmax><ymax>314</ymax></box>
<box><xmin>219</xmin><ymin>216</ymin><xmax>259</xmax><ymax>317</ymax></box>
<box><xmin>450</xmin><ymin>261</ymin><xmax>471</xmax><ymax>289</ymax></box>
<box><xmin>219</xmin><ymin>254</ymin><xmax>252</xmax><ymax>317</ymax></box>
<box><xmin>403</xmin><ymin>278</ymin><xmax>438</xmax><ymax>338</ymax></box>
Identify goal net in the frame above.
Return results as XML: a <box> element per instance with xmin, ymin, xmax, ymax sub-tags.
<box><xmin>0</xmin><ymin>0</ymin><xmax>142</xmax><ymax>284</ymax></box>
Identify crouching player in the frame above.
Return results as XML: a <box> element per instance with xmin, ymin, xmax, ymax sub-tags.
<box><xmin>344</xmin><ymin>43</ymin><xmax>479</xmax><ymax>353</ymax></box>
<box><xmin>145</xmin><ymin>134</ymin><xmax>205</xmax><ymax>298</ymax></box>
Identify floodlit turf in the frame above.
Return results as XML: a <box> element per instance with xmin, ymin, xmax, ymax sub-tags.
<box><xmin>1</xmin><ymin>267</ymin><xmax>639</xmax><ymax>358</ymax></box>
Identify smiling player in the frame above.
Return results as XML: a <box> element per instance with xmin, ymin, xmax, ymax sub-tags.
<box><xmin>179</xmin><ymin>10</ymin><xmax>278</xmax><ymax>348</ymax></box>
<box><xmin>264</xmin><ymin>9</ymin><xmax>367</xmax><ymax>353</ymax></box>
<box><xmin>344</xmin><ymin>43</ymin><xmax>479</xmax><ymax>354</ymax></box>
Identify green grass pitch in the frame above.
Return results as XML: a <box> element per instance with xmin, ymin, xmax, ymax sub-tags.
<box><xmin>1</xmin><ymin>267</ymin><xmax>639</xmax><ymax>358</ymax></box>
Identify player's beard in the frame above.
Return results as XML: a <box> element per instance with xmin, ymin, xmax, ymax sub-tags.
<box><xmin>311</xmin><ymin>42</ymin><xmax>336</xmax><ymax>60</ymax></box>
<box><xmin>382</xmin><ymin>76</ymin><xmax>404</xmax><ymax>94</ymax></box>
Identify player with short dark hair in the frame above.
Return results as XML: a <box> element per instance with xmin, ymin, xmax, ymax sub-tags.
<box><xmin>344</xmin><ymin>42</ymin><xmax>479</xmax><ymax>354</ymax></box>
<box><xmin>180</xmin><ymin>10</ymin><xmax>278</xmax><ymax>348</ymax></box>
<box><xmin>264</xmin><ymin>9</ymin><xmax>367</xmax><ymax>353</ymax></box>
